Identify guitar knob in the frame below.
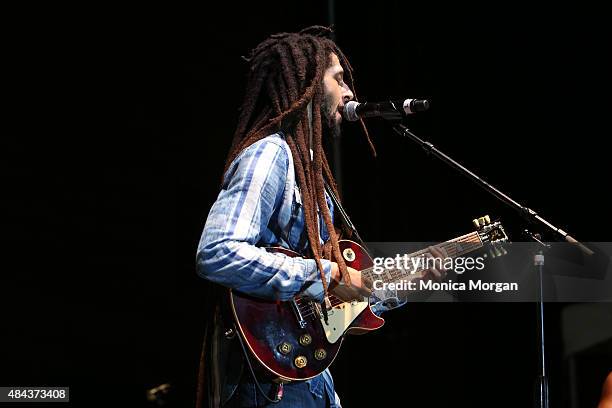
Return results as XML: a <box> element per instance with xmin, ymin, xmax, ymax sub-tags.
<box><xmin>473</xmin><ymin>218</ymin><xmax>480</xmax><ymax>228</ymax></box>
<box><xmin>299</xmin><ymin>334</ymin><xmax>312</xmax><ymax>346</ymax></box>
<box><xmin>484</xmin><ymin>215</ymin><xmax>491</xmax><ymax>224</ymax></box>
<box><xmin>342</xmin><ymin>248</ymin><xmax>356</xmax><ymax>262</ymax></box>
<box><xmin>314</xmin><ymin>349</ymin><xmax>327</xmax><ymax>361</ymax></box>
<box><xmin>294</xmin><ymin>356</ymin><xmax>308</xmax><ymax>368</ymax></box>
<box><xmin>278</xmin><ymin>342</ymin><xmax>292</xmax><ymax>355</ymax></box>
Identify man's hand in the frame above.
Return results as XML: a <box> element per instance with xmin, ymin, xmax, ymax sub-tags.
<box><xmin>421</xmin><ymin>245</ymin><xmax>450</xmax><ymax>281</ymax></box>
<box><xmin>392</xmin><ymin>245</ymin><xmax>451</xmax><ymax>304</ymax></box>
<box><xmin>328</xmin><ymin>262</ymin><xmax>372</xmax><ymax>302</ymax></box>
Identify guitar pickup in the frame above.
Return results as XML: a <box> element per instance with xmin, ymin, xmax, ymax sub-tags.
<box><xmin>291</xmin><ymin>299</ymin><xmax>308</xmax><ymax>328</ymax></box>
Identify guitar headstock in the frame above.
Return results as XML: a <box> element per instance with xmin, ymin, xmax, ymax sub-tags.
<box><xmin>473</xmin><ymin>215</ymin><xmax>510</xmax><ymax>258</ymax></box>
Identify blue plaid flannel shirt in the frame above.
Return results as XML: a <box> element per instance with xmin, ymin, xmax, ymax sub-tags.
<box><xmin>197</xmin><ymin>132</ymin><xmax>399</xmax><ymax>406</ymax></box>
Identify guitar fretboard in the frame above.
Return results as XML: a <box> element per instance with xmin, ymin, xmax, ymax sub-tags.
<box><xmin>295</xmin><ymin>231</ymin><xmax>486</xmax><ymax>315</ymax></box>
<box><xmin>361</xmin><ymin>231</ymin><xmax>483</xmax><ymax>284</ymax></box>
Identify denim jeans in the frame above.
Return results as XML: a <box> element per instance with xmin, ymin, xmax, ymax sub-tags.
<box><xmin>224</xmin><ymin>376</ymin><xmax>329</xmax><ymax>408</ymax></box>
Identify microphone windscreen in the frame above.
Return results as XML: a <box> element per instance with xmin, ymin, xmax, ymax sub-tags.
<box><xmin>343</xmin><ymin>101</ymin><xmax>360</xmax><ymax>122</ymax></box>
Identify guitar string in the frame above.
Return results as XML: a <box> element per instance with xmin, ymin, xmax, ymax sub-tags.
<box><xmin>297</xmin><ymin>235</ymin><xmax>483</xmax><ymax>295</ymax></box>
<box><xmin>361</xmin><ymin>234</ymin><xmax>483</xmax><ymax>283</ymax></box>
<box><xmin>293</xmin><ymin>227</ymin><xmax>508</xmax><ymax>320</ymax></box>
<box><xmin>294</xmin><ymin>234</ymin><xmax>484</xmax><ymax>320</ymax></box>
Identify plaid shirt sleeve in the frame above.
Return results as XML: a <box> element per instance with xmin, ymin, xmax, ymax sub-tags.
<box><xmin>196</xmin><ymin>137</ymin><xmax>332</xmax><ymax>301</ymax></box>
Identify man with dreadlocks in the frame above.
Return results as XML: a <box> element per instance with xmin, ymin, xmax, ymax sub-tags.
<box><xmin>196</xmin><ymin>26</ymin><xmax>370</xmax><ymax>407</ymax></box>
<box><xmin>196</xmin><ymin>26</ymin><xmax>446</xmax><ymax>407</ymax></box>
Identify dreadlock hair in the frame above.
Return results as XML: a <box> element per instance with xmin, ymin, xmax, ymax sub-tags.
<box><xmin>224</xmin><ymin>25</ymin><xmax>375</xmax><ymax>296</ymax></box>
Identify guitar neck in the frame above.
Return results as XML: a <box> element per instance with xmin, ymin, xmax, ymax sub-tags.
<box><xmin>362</xmin><ymin>231</ymin><xmax>483</xmax><ymax>283</ymax></box>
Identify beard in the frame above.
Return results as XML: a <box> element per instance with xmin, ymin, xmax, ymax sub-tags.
<box><xmin>321</xmin><ymin>93</ymin><xmax>342</xmax><ymax>139</ymax></box>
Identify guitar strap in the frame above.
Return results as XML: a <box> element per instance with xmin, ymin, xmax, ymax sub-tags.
<box><xmin>233</xmin><ymin>320</ymin><xmax>284</xmax><ymax>403</ymax></box>
<box><xmin>324</xmin><ymin>182</ymin><xmax>367</xmax><ymax>248</ymax></box>
<box><xmin>283</xmin><ymin>126</ymin><xmax>367</xmax><ymax>247</ymax></box>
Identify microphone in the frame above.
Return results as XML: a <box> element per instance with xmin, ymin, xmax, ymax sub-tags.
<box><xmin>342</xmin><ymin>98</ymin><xmax>430</xmax><ymax>121</ymax></box>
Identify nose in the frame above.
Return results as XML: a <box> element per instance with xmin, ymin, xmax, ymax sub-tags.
<box><xmin>342</xmin><ymin>83</ymin><xmax>354</xmax><ymax>103</ymax></box>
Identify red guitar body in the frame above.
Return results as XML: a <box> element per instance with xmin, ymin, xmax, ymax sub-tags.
<box><xmin>229</xmin><ymin>240</ymin><xmax>384</xmax><ymax>381</ymax></box>
<box><xmin>227</xmin><ymin>217</ymin><xmax>508</xmax><ymax>381</ymax></box>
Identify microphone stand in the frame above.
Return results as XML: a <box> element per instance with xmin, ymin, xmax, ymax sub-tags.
<box><xmin>390</xmin><ymin>122</ymin><xmax>594</xmax><ymax>408</ymax></box>
<box><xmin>525</xmin><ymin>229</ymin><xmax>552</xmax><ymax>408</ymax></box>
<box><xmin>391</xmin><ymin>124</ymin><xmax>593</xmax><ymax>256</ymax></box>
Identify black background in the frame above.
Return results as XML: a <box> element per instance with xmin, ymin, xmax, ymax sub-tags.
<box><xmin>3</xmin><ymin>2</ymin><xmax>612</xmax><ymax>407</ymax></box>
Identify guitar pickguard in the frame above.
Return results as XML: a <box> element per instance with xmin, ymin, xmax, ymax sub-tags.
<box><xmin>320</xmin><ymin>297</ymin><xmax>369</xmax><ymax>343</ymax></box>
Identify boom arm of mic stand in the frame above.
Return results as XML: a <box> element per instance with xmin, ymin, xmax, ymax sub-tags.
<box><xmin>392</xmin><ymin>123</ymin><xmax>593</xmax><ymax>256</ymax></box>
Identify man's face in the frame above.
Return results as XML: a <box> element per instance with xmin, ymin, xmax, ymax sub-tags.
<box><xmin>321</xmin><ymin>53</ymin><xmax>354</xmax><ymax>136</ymax></box>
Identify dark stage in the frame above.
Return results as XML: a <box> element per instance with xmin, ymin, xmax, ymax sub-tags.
<box><xmin>3</xmin><ymin>3</ymin><xmax>611</xmax><ymax>407</ymax></box>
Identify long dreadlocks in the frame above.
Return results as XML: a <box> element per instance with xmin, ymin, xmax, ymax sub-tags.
<box><xmin>225</xmin><ymin>25</ymin><xmax>375</xmax><ymax>296</ymax></box>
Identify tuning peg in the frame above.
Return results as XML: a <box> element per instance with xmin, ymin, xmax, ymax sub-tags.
<box><xmin>473</xmin><ymin>215</ymin><xmax>493</xmax><ymax>228</ymax></box>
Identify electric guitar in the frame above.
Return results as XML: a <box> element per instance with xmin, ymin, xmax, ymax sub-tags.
<box><xmin>228</xmin><ymin>215</ymin><xmax>508</xmax><ymax>381</ymax></box>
